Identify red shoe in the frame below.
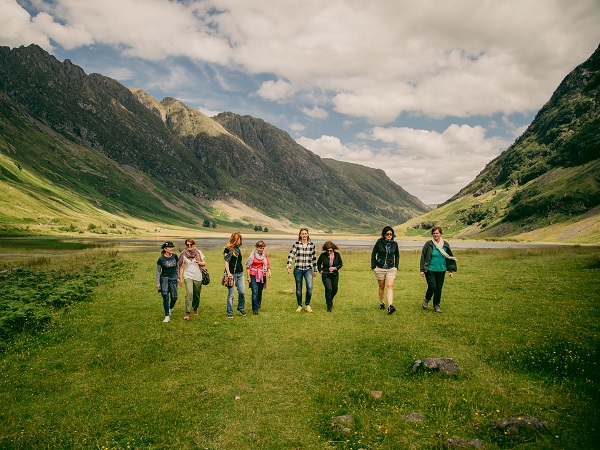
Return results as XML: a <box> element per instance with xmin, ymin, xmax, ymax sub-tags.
<box><xmin>193</xmin><ymin>309</ymin><xmax>198</xmax><ymax>316</ymax></box>
<box><xmin>184</xmin><ymin>313</ymin><xmax>190</xmax><ymax>320</ymax></box>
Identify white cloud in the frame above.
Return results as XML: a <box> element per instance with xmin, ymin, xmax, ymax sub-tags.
<box><xmin>0</xmin><ymin>0</ymin><xmax>66</xmax><ymax>50</ymax></box>
<box><xmin>300</xmin><ymin>124</ymin><xmax>512</xmax><ymax>204</ymax></box>
<box><xmin>301</xmin><ymin>106</ymin><xmax>328</xmax><ymax>119</ymax></box>
<box><xmin>3</xmin><ymin>0</ymin><xmax>599</xmax><ymax>123</ymax></box>
<box><xmin>256</xmin><ymin>79</ymin><xmax>296</xmax><ymax>101</ymax></box>
<box><xmin>289</xmin><ymin>122</ymin><xmax>305</xmax><ymax>132</ymax></box>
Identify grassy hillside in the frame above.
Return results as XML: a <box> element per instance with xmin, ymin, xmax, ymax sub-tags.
<box><xmin>397</xmin><ymin>45</ymin><xmax>600</xmax><ymax>244</ymax></box>
<box><xmin>398</xmin><ymin>159</ymin><xmax>600</xmax><ymax>244</ymax></box>
<box><xmin>0</xmin><ymin>45</ymin><xmax>429</xmax><ymax>234</ymax></box>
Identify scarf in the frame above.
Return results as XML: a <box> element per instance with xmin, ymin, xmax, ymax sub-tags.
<box><xmin>245</xmin><ymin>250</ymin><xmax>268</xmax><ymax>271</ymax></box>
<box><xmin>178</xmin><ymin>248</ymin><xmax>202</xmax><ymax>268</ymax></box>
<box><xmin>432</xmin><ymin>239</ymin><xmax>457</xmax><ymax>261</ymax></box>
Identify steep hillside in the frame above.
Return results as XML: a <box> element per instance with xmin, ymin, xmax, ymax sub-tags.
<box><xmin>0</xmin><ymin>44</ymin><xmax>429</xmax><ymax>234</ymax></box>
<box><xmin>399</xmin><ymin>44</ymin><xmax>599</xmax><ymax>243</ymax></box>
<box><xmin>213</xmin><ymin>112</ymin><xmax>430</xmax><ymax>228</ymax></box>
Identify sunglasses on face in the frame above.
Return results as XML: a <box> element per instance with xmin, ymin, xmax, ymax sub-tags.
<box><xmin>327</xmin><ymin>249</ymin><xmax>334</xmax><ymax>252</ymax></box>
<box><xmin>186</xmin><ymin>243</ymin><xmax>194</xmax><ymax>246</ymax></box>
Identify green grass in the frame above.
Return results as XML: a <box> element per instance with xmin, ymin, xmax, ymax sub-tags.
<box><xmin>0</xmin><ymin>246</ymin><xmax>598</xmax><ymax>449</ymax></box>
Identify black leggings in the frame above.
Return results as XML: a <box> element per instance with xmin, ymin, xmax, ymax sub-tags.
<box><xmin>321</xmin><ymin>274</ymin><xmax>339</xmax><ymax>309</ymax></box>
<box><xmin>424</xmin><ymin>271</ymin><xmax>446</xmax><ymax>306</ymax></box>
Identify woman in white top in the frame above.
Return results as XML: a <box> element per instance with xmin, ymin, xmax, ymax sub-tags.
<box><xmin>178</xmin><ymin>238</ymin><xmax>206</xmax><ymax>320</ymax></box>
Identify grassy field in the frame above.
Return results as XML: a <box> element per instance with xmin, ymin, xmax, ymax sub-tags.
<box><xmin>0</xmin><ymin>245</ymin><xmax>598</xmax><ymax>449</ymax></box>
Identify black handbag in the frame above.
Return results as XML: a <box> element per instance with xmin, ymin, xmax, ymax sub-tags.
<box><xmin>201</xmin><ymin>267</ymin><xmax>210</xmax><ymax>285</ymax></box>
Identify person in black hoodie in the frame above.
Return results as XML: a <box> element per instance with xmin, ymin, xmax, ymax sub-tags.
<box><xmin>371</xmin><ymin>226</ymin><xmax>399</xmax><ymax>315</ymax></box>
<box><xmin>317</xmin><ymin>241</ymin><xmax>343</xmax><ymax>312</ymax></box>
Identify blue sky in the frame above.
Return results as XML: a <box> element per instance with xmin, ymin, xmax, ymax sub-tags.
<box><xmin>2</xmin><ymin>0</ymin><xmax>599</xmax><ymax>204</ymax></box>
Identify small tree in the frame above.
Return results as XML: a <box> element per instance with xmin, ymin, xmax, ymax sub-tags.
<box><xmin>202</xmin><ymin>219</ymin><xmax>211</xmax><ymax>228</ymax></box>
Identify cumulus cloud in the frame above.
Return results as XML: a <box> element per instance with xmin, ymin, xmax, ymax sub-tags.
<box><xmin>256</xmin><ymin>79</ymin><xmax>296</xmax><ymax>101</ymax></box>
<box><xmin>289</xmin><ymin>122</ymin><xmax>306</xmax><ymax>132</ymax></box>
<box><xmin>301</xmin><ymin>106</ymin><xmax>328</xmax><ymax>119</ymax></box>
<box><xmin>3</xmin><ymin>0</ymin><xmax>599</xmax><ymax>123</ymax></box>
<box><xmin>300</xmin><ymin>125</ymin><xmax>512</xmax><ymax>204</ymax></box>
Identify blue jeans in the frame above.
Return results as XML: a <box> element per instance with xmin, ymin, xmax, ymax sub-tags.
<box><xmin>160</xmin><ymin>277</ymin><xmax>178</xmax><ymax>316</ymax></box>
<box><xmin>249</xmin><ymin>275</ymin><xmax>265</xmax><ymax>313</ymax></box>
<box><xmin>226</xmin><ymin>272</ymin><xmax>246</xmax><ymax>315</ymax></box>
<box><xmin>293</xmin><ymin>268</ymin><xmax>313</xmax><ymax>306</ymax></box>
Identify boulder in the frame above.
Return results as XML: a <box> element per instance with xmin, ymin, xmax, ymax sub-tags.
<box><xmin>492</xmin><ymin>416</ymin><xmax>546</xmax><ymax>434</ymax></box>
<box><xmin>412</xmin><ymin>358</ymin><xmax>461</xmax><ymax>375</ymax></box>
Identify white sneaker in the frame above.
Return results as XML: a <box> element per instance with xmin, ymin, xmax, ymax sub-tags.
<box><xmin>163</xmin><ymin>316</ymin><xmax>170</xmax><ymax>323</ymax></box>
<box><xmin>295</xmin><ymin>306</ymin><xmax>303</xmax><ymax>312</ymax></box>
<box><xmin>305</xmin><ymin>305</ymin><xmax>313</xmax><ymax>313</ymax></box>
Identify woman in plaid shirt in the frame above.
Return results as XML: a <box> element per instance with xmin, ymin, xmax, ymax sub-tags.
<box><xmin>286</xmin><ymin>228</ymin><xmax>318</xmax><ymax>312</ymax></box>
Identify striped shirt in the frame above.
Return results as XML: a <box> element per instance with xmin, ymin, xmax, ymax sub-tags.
<box><xmin>286</xmin><ymin>241</ymin><xmax>317</xmax><ymax>271</ymax></box>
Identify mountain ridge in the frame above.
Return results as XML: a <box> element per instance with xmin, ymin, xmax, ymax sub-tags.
<box><xmin>398</xmin><ymin>43</ymin><xmax>600</xmax><ymax>244</ymax></box>
<box><xmin>0</xmin><ymin>44</ymin><xmax>429</xmax><ymax>235</ymax></box>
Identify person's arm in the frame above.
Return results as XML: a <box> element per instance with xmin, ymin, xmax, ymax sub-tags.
<box><xmin>371</xmin><ymin>241</ymin><xmax>378</xmax><ymax>269</ymax></box>
<box><xmin>224</xmin><ymin>249</ymin><xmax>232</xmax><ymax>277</ymax></box>
<box><xmin>286</xmin><ymin>244</ymin><xmax>296</xmax><ymax>273</ymax></box>
<box><xmin>335</xmin><ymin>253</ymin><xmax>343</xmax><ymax>271</ymax></box>
<box><xmin>420</xmin><ymin>242</ymin><xmax>428</xmax><ymax>276</ymax></box>
<box><xmin>394</xmin><ymin>243</ymin><xmax>400</xmax><ymax>269</ymax></box>
<box><xmin>311</xmin><ymin>244</ymin><xmax>318</xmax><ymax>274</ymax></box>
<box><xmin>178</xmin><ymin>262</ymin><xmax>184</xmax><ymax>286</ymax></box>
<box><xmin>156</xmin><ymin>263</ymin><xmax>161</xmax><ymax>288</ymax></box>
<box><xmin>317</xmin><ymin>253</ymin><xmax>324</xmax><ymax>273</ymax></box>
<box><xmin>445</xmin><ymin>242</ymin><xmax>456</xmax><ymax>276</ymax></box>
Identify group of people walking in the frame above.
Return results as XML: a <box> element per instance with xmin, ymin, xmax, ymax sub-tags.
<box><xmin>155</xmin><ymin>226</ymin><xmax>457</xmax><ymax>322</ymax></box>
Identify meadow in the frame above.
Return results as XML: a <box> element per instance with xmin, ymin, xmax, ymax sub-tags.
<box><xmin>0</xmin><ymin>244</ymin><xmax>598</xmax><ymax>449</ymax></box>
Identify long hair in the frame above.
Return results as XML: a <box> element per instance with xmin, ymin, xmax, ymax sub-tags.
<box><xmin>225</xmin><ymin>232</ymin><xmax>242</xmax><ymax>255</ymax></box>
<box><xmin>298</xmin><ymin>227</ymin><xmax>310</xmax><ymax>241</ymax></box>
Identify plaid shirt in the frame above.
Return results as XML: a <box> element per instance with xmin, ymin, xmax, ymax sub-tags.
<box><xmin>287</xmin><ymin>241</ymin><xmax>317</xmax><ymax>271</ymax></box>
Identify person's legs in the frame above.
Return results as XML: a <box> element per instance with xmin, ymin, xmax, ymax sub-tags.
<box><xmin>192</xmin><ymin>280</ymin><xmax>202</xmax><ymax>311</ymax></box>
<box><xmin>168</xmin><ymin>279</ymin><xmax>178</xmax><ymax>310</ymax></box>
<box><xmin>234</xmin><ymin>272</ymin><xmax>246</xmax><ymax>312</ymax></box>
<box><xmin>385</xmin><ymin>277</ymin><xmax>394</xmax><ymax>306</ymax></box>
<box><xmin>432</xmin><ymin>271</ymin><xmax>446</xmax><ymax>307</ymax></box>
<box><xmin>250</xmin><ymin>275</ymin><xmax>260</xmax><ymax>313</ymax></box>
<box><xmin>385</xmin><ymin>270</ymin><xmax>396</xmax><ymax>314</ymax></box>
<box><xmin>226</xmin><ymin>285</ymin><xmax>234</xmax><ymax>316</ymax></box>
<box><xmin>256</xmin><ymin>280</ymin><xmax>264</xmax><ymax>309</ymax></box>
<box><xmin>160</xmin><ymin>278</ymin><xmax>170</xmax><ymax>316</ymax></box>
<box><xmin>424</xmin><ymin>271</ymin><xmax>437</xmax><ymax>303</ymax></box>
<box><xmin>293</xmin><ymin>268</ymin><xmax>304</xmax><ymax>306</ymax></box>
<box><xmin>377</xmin><ymin>279</ymin><xmax>386</xmax><ymax>304</ymax></box>
<box><xmin>304</xmin><ymin>269</ymin><xmax>314</xmax><ymax>306</ymax></box>
<box><xmin>331</xmin><ymin>274</ymin><xmax>339</xmax><ymax>301</ymax></box>
<box><xmin>322</xmin><ymin>275</ymin><xmax>333</xmax><ymax>310</ymax></box>
<box><xmin>184</xmin><ymin>278</ymin><xmax>194</xmax><ymax>313</ymax></box>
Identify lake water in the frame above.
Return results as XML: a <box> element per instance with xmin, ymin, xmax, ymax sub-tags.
<box><xmin>0</xmin><ymin>236</ymin><xmax>562</xmax><ymax>263</ymax></box>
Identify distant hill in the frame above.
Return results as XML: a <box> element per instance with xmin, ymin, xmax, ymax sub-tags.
<box><xmin>0</xmin><ymin>44</ymin><xmax>429</xmax><ymax>236</ymax></box>
<box><xmin>398</xmin><ymin>44</ymin><xmax>600</xmax><ymax>244</ymax></box>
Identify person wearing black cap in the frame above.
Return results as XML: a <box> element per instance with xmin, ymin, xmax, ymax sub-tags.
<box><xmin>156</xmin><ymin>241</ymin><xmax>179</xmax><ymax>322</ymax></box>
